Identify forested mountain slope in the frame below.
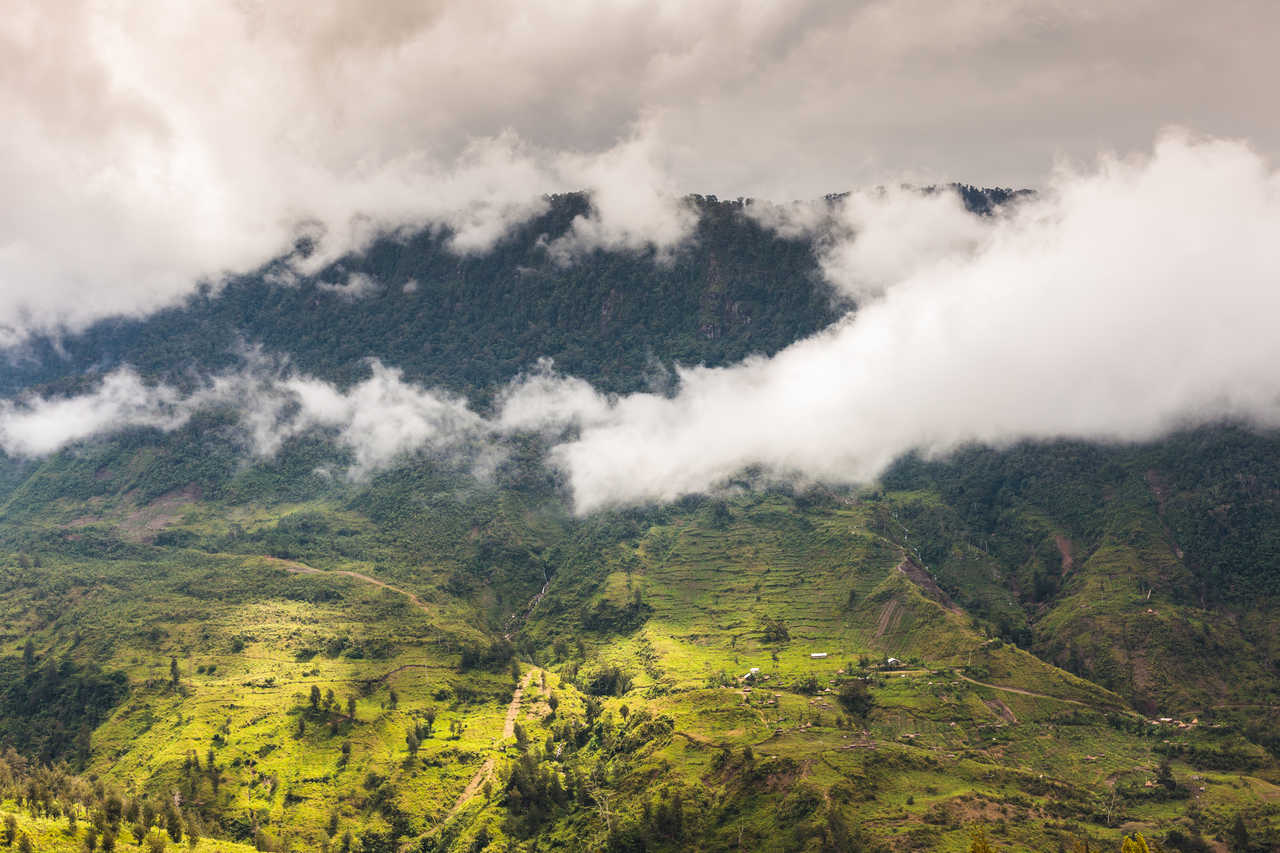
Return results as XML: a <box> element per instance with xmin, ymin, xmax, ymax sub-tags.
<box><xmin>0</xmin><ymin>192</ymin><xmax>1276</xmax><ymax>852</ymax></box>
<box><xmin>0</xmin><ymin>187</ymin><xmax>1019</xmax><ymax>401</ymax></box>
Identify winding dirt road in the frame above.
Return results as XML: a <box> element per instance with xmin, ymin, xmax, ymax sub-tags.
<box><xmin>957</xmin><ymin>673</ymin><xmax>1087</xmax><ymax>707</ymax></box>
<box><xmin>275</xmin><ymin>558</ymin><xmax>433</xmax><ymax>614</ymax></box>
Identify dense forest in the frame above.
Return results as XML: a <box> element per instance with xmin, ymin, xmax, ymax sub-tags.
<box><xmin>0</xmin><ymin>188</ymin><xmax>1020</xmax><ymax>402</ymax></box>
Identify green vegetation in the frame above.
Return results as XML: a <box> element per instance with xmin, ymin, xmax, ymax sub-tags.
<box><xmin>0</xmin><ymin>199</ymin><xmax>1277</xmax><ymax>849</ymax></box>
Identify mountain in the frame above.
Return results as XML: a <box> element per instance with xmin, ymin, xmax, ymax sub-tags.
<box><xmin>0</xmin><ymin>193</ymin><xmax>1276</xmax><ymax>853</ymax></box>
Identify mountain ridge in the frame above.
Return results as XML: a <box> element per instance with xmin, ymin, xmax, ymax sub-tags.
<box><xmin>0</xmin><ymin>190</ymin><xmax>1276</xmax><ymax>852</ymax></box>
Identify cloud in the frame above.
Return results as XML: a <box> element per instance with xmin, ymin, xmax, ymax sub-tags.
<box><xmin>536</xmin><ymin>134</ymin><xmax>1280</xmax><ymax>512</ymax></box>
<box><xmin>547</xmin><ymin>130</ymin><xmax>697</xmax><ymax>261</ymax></box>
<box><xmin>317</xmin><ymin>272</ymin><xmax>382</xmax><ymax>302</ymax></box>
<box><xmin>0</xmin><ymin>369</ymin><xmax>188</xmax><ymax>457</ymax></box>
<box><xmin>6</xmin><ymin>134</ymin><xmax>1280</xmax><ymax>519</ymax></box>
<box><xmin>3</xmin><ymin>1</ymin><xmax>1279</xmax><ymax>343</ymax></box>
<box><xmin>748</xmin><ymin>186</ymin><xmax>999</xmax><ymax>301</ymax></box>
<box><xmin>495</xmin><ymin>359</ymin><xmax>614</xmax><ymax>433</ymax></box>
<box><xmin>0</xmin><ymin>359</ymin><xmax>484</xmax><ymax>478</ymax></box>
<box><xmin>279</xmin><ymin>364</ymin><xmax>484</xmax><ymax>476</ymax></box>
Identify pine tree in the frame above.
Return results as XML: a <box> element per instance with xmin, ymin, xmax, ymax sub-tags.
<box><xmin>1231</xmin><ymin>814</ymin><xmax>1250</xmax><ymax>853</ymax></box>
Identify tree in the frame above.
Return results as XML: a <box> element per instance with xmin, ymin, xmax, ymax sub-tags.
<box><xmin>164</xmin><ymin>806</ymin><xmax>182</xmax><ymax>843</ymax></box>
<box><xmin>1120</xmin><ymin>835</ymin><xmax>1151</xmax><ymax>853</ymax></box>
<box><xmin>22</xmin><ymin>640</ymin><xmax>34</xmax><ymax>671</ymax></box>
<box><xmin>837</xmin><ymin>679</ymin><xmax>874</xmax><ymax>718</ymax></box>
<box><xmin>405</xmin><ymin>731</ymin><xmax>419</xmax><ymax>757</ymax></box>
<box><xmin>1157</xmin><ymin>758</ymin><xmax>1176</xmax><ymax>791</ymax></box>
<box><xmin>968</xmin><ymin>827</ymin><xmax>998</xmax><ymax>853</ymax></box>
<box><xmin>15</xmin><ymin>836</ymin><xmax>30</xmax><ymax>853</ymax></box>
<box><xmin>424</xmin><ymin>707</ymin><xmax>437</xmax><ymax>735</ymax></box>
<box><xmin>103</xmin><ymin>794</ymin><xmax>122</xmax><ymax>827</ymax></box>
<box><xmin>1230</xmin><ymin>814</ymin><xmax>1250</xmax><ymax>853</ymax></box>
<box><xmin>169</xmin><ymin>658</ymin><xmax>180</xmax><ymax>687</ymax></box>
<box><xmin>760</xmin><ymin>615</ymin><xmax>790</xmax><ymax>643</ymax></box>
<box><xmin>3</xmin><ymin>813</ymin><xmax>15</xmax><ymax>845</ymax></box>
<box><xmin>84</xmin><ymin>825</ymin><xmax>99</xmax><ymax>852</ymax></box>
<box><xmin>310</xmin><ymin>685</ymin><xmax>322</xmax><ymax>712</ymax></box>
<box><xmin>346</xmin><ymin>695</ymin><xmax>357</xmax><ymax>719</ymax></box>
<box><xmin>100</xmin><ymin>830</ymin><xmax>116</xmax><ymax>852</ymax></box>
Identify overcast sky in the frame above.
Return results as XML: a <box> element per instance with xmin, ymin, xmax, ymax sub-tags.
<box><xmin>1</xmin><ymin>0</ymin><xmax>1277</xmax><ymax>340</ymax></box>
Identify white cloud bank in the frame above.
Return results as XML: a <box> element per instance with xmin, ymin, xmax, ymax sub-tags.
<box><xmin>546</xmin><ymin>134</ymin><xmax>1280</xmax><ymax>510</ymax></box>
<box><xmin>0</xmin><ymin>371</ymin><xmax>187</xmax><ymax>457</ymax></box>
<box><xmin>0</xmin><ymin>360</ymin><xmax>483</xmax><ymax>478</ymax></box>
<box><xmin>3</xmin><ymin>0</ymin><xmax>1279</xmax><ymax>344</ymax></box>
<box><xmin>5</xmin><ymin>136</ymin><xmax>1280</xmax><ymax>516</ymax></box>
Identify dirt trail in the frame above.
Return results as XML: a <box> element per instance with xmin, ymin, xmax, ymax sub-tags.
<box><xmin>957</xmin><ymin>674</ymin><xmax>1086</xmax><ymax>707</ymax></box>
<box><xmin>446</xmin><ymin>668</ymin><xmax>537</xmax><ymax>819</ymax></box>
<box><xmin>272</xmin><ymin>558</ymin><xmax>433</xmax><ymax>615</ymax></box>
<box><xmin>281</xmin><ymin>557</ymin><xmax>540</xmax><ymax>827</ymax></box>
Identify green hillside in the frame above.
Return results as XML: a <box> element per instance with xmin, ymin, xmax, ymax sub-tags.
<box><xmin>0</xmin><ymin>201</ymin><xmax>1278</xmax><ymax>851</ymax></box>
<box><xmin>1</xmin><ymin>437</ymin><xmax>1277</xmax><ymax>851</ymax></box>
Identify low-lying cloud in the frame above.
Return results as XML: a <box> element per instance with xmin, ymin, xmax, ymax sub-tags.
<box><xmin>0</xmin><ymin>359</ymin><xmax>484</xmax><ymax>479</ymax></box>
<box><xmin>545</xmin><ymin>133</ymin><xmax>1280</xmax><ymax>510</ymax></box>
<box><xmin>5</xmin><ymin>135</ymin><xmax>1280</xmax><ymax>516</ymax></box>
<box><xmin>0</xmin><ymin>370</ymin><xmax>188</xmax><ymax>457</ymax></box>
<box><xmin>748</xmin><ymin>187</ymin><xmax>999</xmax><ymax>302</ymax></box>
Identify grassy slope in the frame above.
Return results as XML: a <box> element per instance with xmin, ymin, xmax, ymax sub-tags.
<box><xmin>509</xmin><ymin>493</ymin><xmax>1278</xmax><ymax>851</ymax></box>
<box><xmin>0</xmin><ymin>447</ymin><xmax>1277</xmax><ymax>850</ymax></box>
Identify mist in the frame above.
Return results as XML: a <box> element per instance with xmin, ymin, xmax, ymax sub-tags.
<box><xmin>0</xmin><ymin>360</ymin><xmax>484</xmax><ymax>479</ymax></box>
<box><xmin>4</xmin><ymin>135</ymin><xmax>1279</xmax><ymax>517</ymax></box>
<box><xmin>4</xmin><ymin>1</ymin><xmax>1279</xmax><ymax>344</ymax></box>
<box><xmin>542</xmin><ymin>134</ymin><xmax>1280</xmax><ymax>511</ymax></box>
